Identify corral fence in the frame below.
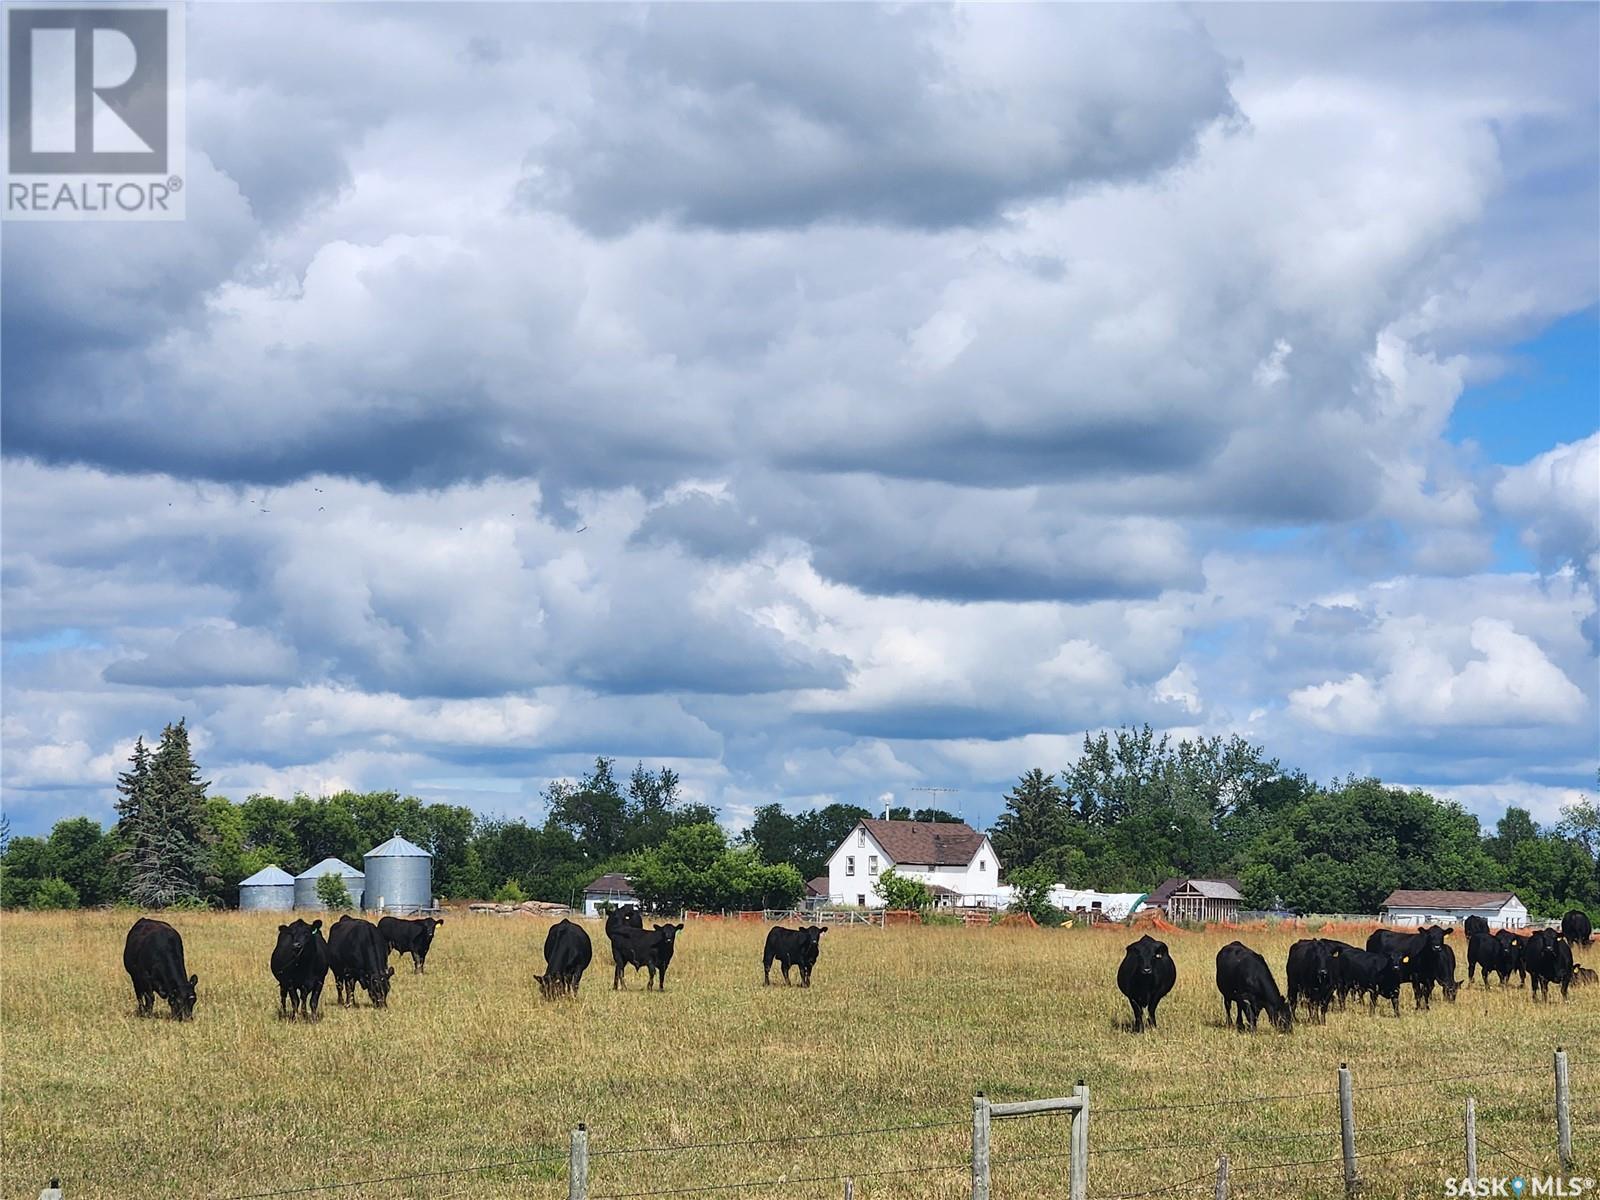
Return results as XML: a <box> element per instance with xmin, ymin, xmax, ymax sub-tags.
<box><xmin>171</xmin><ymin>1047</ymin><xmax>1589</xmax><ymax>1200</ymax></box>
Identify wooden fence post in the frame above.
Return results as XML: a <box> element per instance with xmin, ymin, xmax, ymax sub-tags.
<box><xmin>972</xmin><ymin>1092</ymin><xmax>991</xmax><ymax>1200</ymax></box>
<box><xmin>1214</xmin><ymin>1153</ymin><xmax>1229</xmax><ymax>1200</ymax></box>
<box><xmin>842</xmin><ymin>1178</ymin><xmax>854</xmax><ymax>1200</ymax></box>
<box><xmin>1071</xmin><ymin>1080</ymin><xmax>1090</xmax><ymax>1200</ymax></box>
<box><xmin>1556</xmin><ymin>1046</ymin><xmax>1573</xmax><ymax>1169</ymax></box>
<box><xmin>1464</xmin><ymin>1098</ymin><xmax>1476</xmax><ymax>1186</ymax></box>
<box><xmin>1338</xmin><ymin>1062</ymin><xmax>1358</xmax><ymax>1196</ymax></box>
<box><xmin>568</xmin><ymin>1123</ymin><xmax>588</xmax><ymax>1200</ymax></box>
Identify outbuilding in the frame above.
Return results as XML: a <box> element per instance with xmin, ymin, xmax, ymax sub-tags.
<box><xmin>294</xmin><ymin>857</ymin><xmax>365</xmax><ymax>911</ymax></box>
<box><xmin>1149</xmin><ymin>877</ymin><xmax>1243</xmax><ymax>924</ymax></box>
<box><xmin>238</xmin><ymin>864</ymin><xmax>295</xmax><ymax>911</ymax></box>
<box><xmin>582</xmin><ymin>872</ymin><xmax>636</xmax><ymax>917</ymax></box>
<box><xmin>363</xmin><ymin>834</ymin><xmax>433</xmax><ymax>914</ymax></box>
<box><xmin>1379</xmin><ymin>889</ymin><xmax>1528</xmax><ymax>929</ymax></box>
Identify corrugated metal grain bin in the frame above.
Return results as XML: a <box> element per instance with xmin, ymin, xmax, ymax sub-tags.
<box><xmin>294</xmin><ymin>857</ymin><xmax>365</xmax><ymax>910</ymax></box>
<box><xmin>362</xmin><ymin>834</ymin><xmax>432</xmax><ymax>913</ymax></box>
<box><xmin>238</xmin><ymin>864</ymin><xmax>295</xmax><ymax>911</ymax></box>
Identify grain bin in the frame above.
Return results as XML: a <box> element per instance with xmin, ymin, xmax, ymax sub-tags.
<box><xmin>294</xmin><ymin>857</ymin><xmax>365</xmax><ymax>910</ymax></box>
<box><xmin>362</xmin><ymin>834</ymin><xmax>432</xmax><ymax>914</ymax></box>
<box><xmin>238</xmin><ymin>864</ymin><xmax>295</xmax><ymax>911</ymax></box>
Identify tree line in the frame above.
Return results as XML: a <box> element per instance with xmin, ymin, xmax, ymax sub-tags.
<box><xmin>1</xmin><ymin>720</ymin><xmax>1594</xmax><ymax>920</ymax></box>
<box><xmin>988</xmin><ymin>727</ymin><xmax>1599</xmax><ymax>919</ymax></box>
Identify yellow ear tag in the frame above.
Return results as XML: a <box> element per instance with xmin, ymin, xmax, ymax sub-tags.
<box><xmin>1402</xmin><ymin>955</ymin><xmax>1410</xmax><ymax>963</ymax></box>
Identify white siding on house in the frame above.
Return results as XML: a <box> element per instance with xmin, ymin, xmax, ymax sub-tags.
<box><xmin>822</xmin><ymin>824</ymin><xmax>1003</xmax><ymax>907</ymax></box>
<box><xmin>1384</xmin><ymin>897</ymin><xmax>1529</xmax><ymax>928</ymax></box>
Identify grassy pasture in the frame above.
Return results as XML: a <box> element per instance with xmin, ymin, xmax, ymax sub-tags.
<box><xmin>2</xmin><ymin>911</ymin><xmax>1595</xmax><ymax>1200</ymax></box>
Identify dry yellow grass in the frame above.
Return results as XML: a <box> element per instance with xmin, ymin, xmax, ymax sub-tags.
<box><xmin>2</xmin><ymin>910</ymin><xmax>1596</xmax><ymax>1200</ymax></box>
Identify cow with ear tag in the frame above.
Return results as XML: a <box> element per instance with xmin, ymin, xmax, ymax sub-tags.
<box><xmin>1117</xmin><ymin>935</ymin><xmax>1176</xmax><ymax>1032</ymax></box>
<box><xmin>763</xmin><ymin>925</ymin><xmax>827</xmax><ymax>987</ymax></box>
<box><xmin>271</xmin><ymin>918</ymin><xmax>329</xmax><ymax>1020</ymax></box>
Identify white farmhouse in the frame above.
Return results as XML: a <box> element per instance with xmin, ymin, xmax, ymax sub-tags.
<box><xmin>823</xmin><ymin>819</ymin><xmax>1002</xmax><ymax>908</ymax></box>
<box><xmin>1379</xmin><ymin>889</ymin><xmax>1529</xmax><ymax>928</ymax></box>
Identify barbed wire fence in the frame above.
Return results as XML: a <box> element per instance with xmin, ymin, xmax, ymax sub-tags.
<box><xmin>194</xmin><ymin>1048</ymin><xmax>1584</xmax><ymax>1200</ymax></box>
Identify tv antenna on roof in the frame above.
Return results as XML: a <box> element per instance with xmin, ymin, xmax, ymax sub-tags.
<box><xmin>910</xmin><ymin>784</ymin><xmax>960</xmax><ymax>821</ymax></box>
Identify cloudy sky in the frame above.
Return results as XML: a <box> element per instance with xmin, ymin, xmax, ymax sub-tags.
<box><xmin>4</xmin><ymin>3</ymin><xmax>1597</xmax><ymax>838</ymax></box>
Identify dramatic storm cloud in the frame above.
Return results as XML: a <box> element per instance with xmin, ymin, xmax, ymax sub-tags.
<box><xmin>3</xmin><ymin>3</ymin><xmax>1596</xmax><ymax>834</ymax></box>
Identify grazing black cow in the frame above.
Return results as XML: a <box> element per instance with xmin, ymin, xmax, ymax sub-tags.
<box><xmin>609</xmin><ymin>922</ymin><xmax>684</xmax><ymax>991</ymax></box>
<box><xmin>1367</xmin><ymin>926</ymin><xmax>1448</xmax><ymax>1009</ymax></box>
<box><xmin>1463</xmin><ymin>914</ymin><xmax>1490</xmax><ymax>942</ymax></box>
<box><xmin>1562</xmin><ymin>910</ymin><xmax>1593</xmax><ymax>948</ymax></box>
<box><xmin>1319</xmin><ymin>939</ymin><xmax>1364</xmax><ymax>1009</ymax></box>
<box><xmin>764</xmin><ymin>926</ymin><xmax>827</xmax><ymax>988</ymax></box>
<box><xmin>123</xmin><ymin>918</ymin><xmax>198</xmax><ymax>1020</ymax></box>
<box><xmin>1215</xmin><ymin>941</ymin><xmax>1292</xmax><ymax>1032</ymax></box>
<box><xmin>1117</xmin><ymin>935</ymin><xmax>1176</xmax><ymax>1032</ymax></box>
<box><xmin>327</xmin><ymin>915</ymin><xmax>395</xmax><ymax>1007</ymax></box>
<box><xmin>1494</xmin><ymin>929</ymin><xmax>1528</xmax><ymax>986</ymax></box>
<box><xmin>1525</xmin><ymin>929</ymin><xmax>1574</xmax><ymax>1001</ymax></box>
<box><xmin>1467</xmin><ymin>931</ymin><xmax>1512</xmax><ymax>986</ymax></box>
<box><xmin>536</xmin><ymin>919</ymin><xmax>593</xmax><ymax>998</ymax></box>
<box><xmin>378</xmin><ymin>916</ymin><xmax>444</xmax><ymax>974</ymax></box>
<box><xmin>1286</xmin><ymin>939</ymin><xmax>1336</xmax><ymax>1024</ymax></box>
<box><xmin>270</xmin><ymin>918</ymin><xmax>328</xmax><ymax>1020</ymax></box>
<box><xmin>1434</xmin><ymin>942</ymin><xmax>1460</xmax><ymax>1002</ymax></box>
<box><xmin>1335</xmin><ymin>946</ymin><xmax>1404</xmax><ymax>1016</ymax></box>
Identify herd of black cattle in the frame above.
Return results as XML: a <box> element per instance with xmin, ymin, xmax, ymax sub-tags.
<box><xmin>119</xmin><ymin>904</ymin><xmax>1593</xmax><ymax>1026</ymax></box>
<box><xmin>1119</xmin><ymin>909</ymin><xmax>1596</xmax><ymax>1034</ymax></box>
<box><xmin>118</xmin><ymin>904</ymin><xmax>828</xmax><ymax>1019</ymax></box>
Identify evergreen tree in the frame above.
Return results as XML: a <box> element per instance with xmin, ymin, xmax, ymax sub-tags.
<box><xmin>991</xmin><ymin>769</ymin><xmax>1071</xmax><ymax>872</ymax></box>
<box><xmin>115</xmin><ymin>736</ymin><xmax>151</xmax><ymax>831</ymax></box>
<box><xmin>121</xmin><ymin>720</ymin><xmax>215</xmax><ymax>907</ymax></box>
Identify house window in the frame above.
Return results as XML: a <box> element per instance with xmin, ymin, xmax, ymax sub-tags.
<box><xmin>869</xmin><ymin>855</ymin><xmax>879</xmax><ymax>876</ymax></box>
<box><xmin>857</xmin><ymin>894</ymin><xmax>866</xmax><ymax>907</ymax></box>
<box><xmin>857</xmin><ymin>828</ymin><xmax>865</xmax><ymax>847</ymax></box>
<box><xmin>846</xmin><ymin>856</ymin><xmax>855</xmax><ymax>877</ymax></box>
<box><xmin>979</xmin><ymin>859</ymin><xmax>987</xmax><ymax>872</ymax></box>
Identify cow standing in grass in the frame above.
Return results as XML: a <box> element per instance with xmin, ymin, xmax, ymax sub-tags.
<box><xmin>123</xmin><ymin>918</ymin><xmax>198</xmax><ymax>1020</ymax></box>
<box><xmin>1286</xmin><ymin>939</ymin><xmax>1336</xmax><ymax>1023</ymax></box>
<box><xmin>1562</xmin><ymin>910</ymin><xmax>1592</xmax><ymax>948</ymax></box>
<box><xmin>271</xmin><ymin>918</ymin><xmax>328</xmax><ymax>1020</ymax></box>
<box><xmin>1117</xmin><ymin>935</ymin><xmax>1175</xmax><ymax>1033</ymax></box>
<box><xmin>1367</xmin><ymin>926</ymin><xmax>1449</xmax><ymax>1010</ymax></box>
<box><xmin>764</xmin><ymin>926</ymin><xmax>827</xmax><ymax>988</ymax></box>
<box><xmin>1333</xmin><ymin>946</ymin><xmax>1404</xmax><ymax>1016</ymax></box>
<box><xmin>609</xmin><ymin>922</ymin><xmax>684</xmax><ymax>991</ymax></box>
<box><xmin>1215</xmin><ymin>942</ymin><xmax>1292</xmax><ymax>1033</ymax></box>
<box><xmin>378</xmin><ymin>916</ymin><xmax>444</xmax><ymax>974</ymax></box>
<box><xmin>327</xmin><ymin>915</ymin><xmax>394</xmax><ymax>1007</ymax></box>
<box><xmin>1526</xmin><ymin>929</ymin><xmax>1574</xmax><ymax>1001</ymax></box>
<box><xmin>536</xmin><ymin>919</ymin><xmax>593</xmax><ymax>998</ymax></box>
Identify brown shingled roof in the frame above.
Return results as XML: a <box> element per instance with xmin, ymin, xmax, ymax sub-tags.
<box><xmin>860</xmin><ymin>819</ymin><xmax>985</xmax><ymax>866</ymax></box>
<box><xmin>1381</xmin><ymin>889</ymin><xmax>1516</xmax><ymax>910</ymax></box>
<box><xmin>805</xmin><ymin>875</ymin><xmax>829</xmax><ymax>896</ymax></box>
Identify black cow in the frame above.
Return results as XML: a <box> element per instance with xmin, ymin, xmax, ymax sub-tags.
<box><xmin>378</xmin><ymin>916</ymin><xmax>444</xmax><ymax>974</ymax></box>
<box><xmin>605</xmin><ymin>904</ymin><xmax>644</xmax><ymax>932</ymax></box>
<box><xmin>270</xmin><ymin>918</ymin><xmax>328</xmax><ymax>1020</ymax></box>
<box><xmin>123</xmin><ymin>918</ymin><xmax>198</xmax><ymax>1020</ymax></box>
<box><xmin>1286</xmin><ymin>939</ymin><xmax>1336</xmax><ymax>1024</ymax></box>
<box><xmin>1215</xmin><ymin>941</ymin><xmax>1292</xmax><ymax>1032</ymax></box>
<box><xmin>609</xmin><ymin>922</ymin><xmax>684</xmax><ymax>991</ymax></box>
<box><xmin>764</xmin><ymin>926</ymin><xmax>827</xmax><ymax>987</ymax></box>
<box><xmin>1525</xmin><ymin>928</ymin><xmax>1574</xmax><ymax>1001</ymax></box>
<box><xmin>1562</xmin><ymin>910</ymin><xmax>1593</xmax><ymax>948</ymax></box>
<box><xmin>1572</xmin><ymin>966</ymin><xmax>1597</xmax><ymax>987</ymax></box>
<box><xmin>1435</xmin><ymin>942</ymin><xmax>1460</xmax><ymax>1002</ymax></box>
<box><xmin>1335</xmin><ymin>946</ymin><xmax>1404</xmax><ymax>1016</ymax></box>
<box><xmin>1495</xmin><ymin>929</ymin><xmax>1528</xmax><ymax>986</ymax></box>
<box><xmin>1319</xmin><ymin>939</ymin><xmax>1364</xmax><ymax>1009</ymax></box>
<box><xmin>327</xmin><ymin>915</ymin><xmax>395</xmax><ymax>1007</ymax></box>
<box><xmin>1367</xmin><ymin>926</ymin><xmax>1448</xmax><ymax>1009</ymax></box>
<box><xmin>1463</xmin><ymin>914</ymin><xmax>1490</xmax><ymax>942</ymax></box>
<box><xmin>1117</xmin><ymin>935</ymin><xmax>1176</xmax><ymax>1032</ymax></box>
<box><xmin>1468</xmin><ymin>931</ymin><xmax>1513</xmax><ymax>986</ymax></box>
<box><xmin>536</xmin><ymin>919</ymin><xmax>593</xmax><ymax>998</ymax></box>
